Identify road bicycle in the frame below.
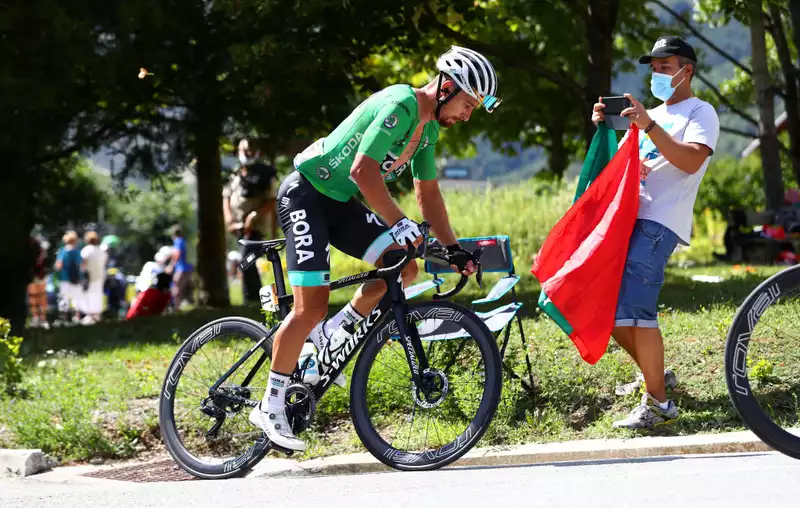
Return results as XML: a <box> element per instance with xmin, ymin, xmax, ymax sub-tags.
<box><xmin>158</xmin><ymin>223</ymin><xmax>502</xmax><ymax>478</ymax></box>
<box><xmin>725</xmin><ymin>264</ymin><xmax>800</xmax><ymax>459</ymax></box>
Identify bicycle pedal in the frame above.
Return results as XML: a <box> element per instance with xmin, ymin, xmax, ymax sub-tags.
<box><xmin>270</xmin><ymin>443</ymin><xmax>295</xmax><ymax>457</ymax></box>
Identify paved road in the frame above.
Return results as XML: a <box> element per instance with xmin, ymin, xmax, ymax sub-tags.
<box><xmin>3</xmin><ymin>452</ymin><xmax>799</xmax><ymax>508</ymax></box>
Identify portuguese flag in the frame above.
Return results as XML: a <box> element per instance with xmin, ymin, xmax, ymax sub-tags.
<box><xmin>532</xmin><ymin>124</ymin><xmax>640</xmax><ymax>364</ymax></box>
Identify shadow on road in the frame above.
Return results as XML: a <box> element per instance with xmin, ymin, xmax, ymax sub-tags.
<box><xmin>445</xmin><ymin>452</ymin><xmax>774</xmax><ymax>473</ymax></box>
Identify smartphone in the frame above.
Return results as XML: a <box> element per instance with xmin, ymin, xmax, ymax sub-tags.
<box><xmin>602</xmin><ymin>96</ymin><xmax>632</xmax><ymax>130</ymax></box>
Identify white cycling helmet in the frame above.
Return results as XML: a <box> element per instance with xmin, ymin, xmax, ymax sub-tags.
<box><xmin>436</xmin><ymin>45</ymin><xmax>502</xmax><ymax>113</ymax></box>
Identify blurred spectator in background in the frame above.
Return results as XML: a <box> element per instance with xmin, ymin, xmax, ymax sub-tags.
<box><xmin>79</xmin><ymin>231</ymin><xmax>108</xmax><ymax>325</ymax></box>
<box><xmin>55</xmin><ymin>230</ymin><xmax>82</xmax><ymax>324</ymax></box>
<box><xmin>136</xmin><ymin>246</ymin><xmax>173</xmax><ymax>293</ymax></box>
<box><xmin>100</xmin><ymin>234</ymin><xmax>128</xmax><ymax>320</ymax></box>
<box><xmin>28</xmin><ymin>236</ymin><xmax>50</xmax><ymax>329</ymax></box>
<box><xmin>227</xmin><ymin>250</ymin><xmax>243</xmax><ymax>285</ymax></box>
<box><xmin>223</xmin><ymin>138</ymin><xmax>278</xmax><ymax>305</ymax></box>
<box><xmin>167</xmin><ymin>224</ymin><xmax>194</xmax><ymax>308</ymax></box>
<box><xmin>126</xmin><ymin>272</ymin><xmax>172</xmax><ymax>320</ymax></box>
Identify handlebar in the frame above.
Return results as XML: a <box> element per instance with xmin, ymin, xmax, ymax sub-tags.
<box><xmin>284</xmin><ymin>220</ymin><xmax>484</xmax><ymax>300</ymax></box>
<box><xmin>423</xmin><ymin>240</ymin><xmax>484</xmax><ymax>301</ymax></box>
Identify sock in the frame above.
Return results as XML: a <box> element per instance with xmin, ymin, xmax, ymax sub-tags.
<box><xmin>323</xmin><ymin>302</ymin><xmax>364</xmax><ymax>338</ymax></box>
<box><xmin>263</xmin><ymin>370</ymin><xmax>291</xmax><ymax>413</ymax></box>
<box><xmin>657</xmin><ymin>400</ymin><xmax>670</xmax><ymax>410</ymax></box>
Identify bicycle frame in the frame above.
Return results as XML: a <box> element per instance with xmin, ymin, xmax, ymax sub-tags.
<box><xmin>209</xmin><ymin>244</ymin><xmax>429</xmax><ymax>405</ymax></box>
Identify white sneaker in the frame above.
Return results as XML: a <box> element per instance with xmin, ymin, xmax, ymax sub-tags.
<box><xmin>249</xmin><ymin>404</ymin><xmax>306</xmax><ymax>451</ymax></box>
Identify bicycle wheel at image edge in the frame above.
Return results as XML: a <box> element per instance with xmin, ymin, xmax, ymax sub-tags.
<box><xmin>725</xmin><ymin>264</ymin><xmax>800</xmax><ymax>459</ymax></box>
<box><xmin>350</xmin><ymin>301</ymin><xmax>502</xmax><ymax>471</ymax></box>
<box><xmin>159</xmin><ymin>316</ymin><xmax>274</xmax><ymax>479</ymax></box>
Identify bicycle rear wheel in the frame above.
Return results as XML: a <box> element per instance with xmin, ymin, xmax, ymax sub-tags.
<box><xmin>159</xmin><ymin>317</ymin><xmax>274</xmax><ymax>479</ymax></box>
<box><xmin>725</xmin><ymin>265</ymin><xmax>800</xmax><ymax>459</ymax></box>
<box><xmin>350</xmin><ymin>301</ymin><xmax>502</xmax><ymax>471</ymax></box>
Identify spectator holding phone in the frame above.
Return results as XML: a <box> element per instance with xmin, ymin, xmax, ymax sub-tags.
<box><xmin>591</xmin><ymin>36</ymin><xmax>719</xmax><ymax>429</ymax></box>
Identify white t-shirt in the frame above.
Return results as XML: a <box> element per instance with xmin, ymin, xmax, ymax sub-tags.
<box><xmin>80</xmin><ymin>245</ymin><xmax>108</xmax><ymax>284</ymax></box>
<box><xmin>628</xmin><ymin>97</ymin><xmax>720</xmax><ymax>245</ymax></box>
<box><xmin>136</xmin><ymin>261</ymin><xmax>164</xmax><ymax>292</ymax></box>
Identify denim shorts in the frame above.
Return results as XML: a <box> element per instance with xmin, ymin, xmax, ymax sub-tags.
<box><xmin>615</xmin><ymin>219</ymin><xmax>679</xmax><ymax>328</ymax></box>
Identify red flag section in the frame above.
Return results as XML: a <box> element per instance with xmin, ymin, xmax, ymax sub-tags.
<box><xmin>531</xmin><ymin>126</ymin><xmax>640</xmax><ymax>364</ymax></box>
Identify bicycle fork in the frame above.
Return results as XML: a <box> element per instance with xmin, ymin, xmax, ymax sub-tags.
<box><xmin>387</xmin><ymin>275</ymin><xmax>430</xmax><ymax>391</ymax></box>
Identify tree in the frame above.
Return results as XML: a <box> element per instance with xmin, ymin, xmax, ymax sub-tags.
<box><xmin>394</xmin><ymin>0</ymin><xmax>661</xmax><ymax>179</ymax></box>
<box><xmin>0</xmin><ymin>0</ymin><xmax>137</xmax><ymax>333</ymax></box>
<box><xmin>112</xmin><ymin>0</ymin><xmax>430</xmax><ymax>307</ymax></box>
<box><xmin>749</xmin><ymin>0</ymin><xmax>785</xmax><ymax>212</ymax></box>
<box><xmin>694</xmin><ymin>0</ymin><xmax>785</xmax><ymax>210</ymax></box>
<box><xmin>766</xmin><ymin>1</ymin><xmax>800</xmax><ymax>186</ymax></box>
<box><xmin>664</xmin><ymin>0</ymin><xmax>798</xmax><ymax>196</ymax></box>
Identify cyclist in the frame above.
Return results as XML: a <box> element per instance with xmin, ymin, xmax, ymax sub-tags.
<box><xmin>249</xmin><ymin>46</ymin><xmax>503</xmax><ymax>450</ymax></box>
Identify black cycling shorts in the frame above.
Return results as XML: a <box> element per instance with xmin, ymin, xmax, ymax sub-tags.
<box><xmin>277</xmin><ymin>171</ymin><xmax>395</xmax><ymax>286</ymax></box>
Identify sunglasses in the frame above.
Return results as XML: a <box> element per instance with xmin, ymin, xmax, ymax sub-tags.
<box><xmin>479</xmin><ymin>93</ymin><xmax>503</xmax><ymax>113</ymax></box>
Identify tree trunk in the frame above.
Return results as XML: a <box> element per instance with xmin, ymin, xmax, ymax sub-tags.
<box><xmin>583</xmin><ymin>0</ymin><xmax>620</xmax><ymax>147</ymax></box>
<box><xmin>789</xmin><ymin>0</ymin><xmax>800</xmax><ymax>72</ymax></box>
<box><xmin>750</xmin><ymin>0</ymin><xmax>784</xmax><ymax>213</ymax></box>
<box><xmin>192</xmin><ymin>118</ymin><xmax>230</xmax><ymax>307</ymax></box>
<box><xmin>0</xmin><ymin>157</ymin><xmax>34</xmax><ymax>337</ymax></box>
<box><xmin>768</xmin><ymin>3</ymin><xmax>800</xmax><ymax>187</ymax></box>
<box><xmin>547</xmin><ymin>117</ymin><xmax>569</xmax><ymax>179</ymax></box>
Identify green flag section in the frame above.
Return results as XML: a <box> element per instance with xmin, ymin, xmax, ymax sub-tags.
<box><xmin>537</xmin><ymin>122</ymin><xmax>618</xmax><ymax>339</ymax></box>
<box><xmin>532</xmin><ymin>125</ymin><xmax>640</xmax><ymax>364</ymax></box>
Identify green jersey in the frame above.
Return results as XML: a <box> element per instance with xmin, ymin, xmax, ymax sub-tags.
<box><xmin>293</xmin><ymin>84</ymin><xmax>440</xmax><ymax>202</ymax></box>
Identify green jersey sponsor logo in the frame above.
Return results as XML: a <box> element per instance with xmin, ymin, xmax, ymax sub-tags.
<box><xmin>328</xmin><ymin>132</ymin><xmax>363</xmax><ymax>169</ymax></box>
<box><xmin>316</xmin><ymin>166</ymin><xmax>330</xmax><ymax>180</ymax></box>
<box><xmin>383</xmin><ymin>115</ymin><xmax>398</xmax><ymax>129</ymax></box>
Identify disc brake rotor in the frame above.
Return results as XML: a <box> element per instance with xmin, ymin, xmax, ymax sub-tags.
<box><xmin>413</xmin><ymin>368</ymin><xmax>449</xmax><ymax>409</ymax></box>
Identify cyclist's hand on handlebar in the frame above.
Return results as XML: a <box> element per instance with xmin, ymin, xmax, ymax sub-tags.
<box><xmin>391</xmin><ymin>217</ymin><xmax>424</xmax><ymax>248</ymax></box>
<box><xmin>446</xmin><ymin>244</ymin><xmax>478</xmax><ymax>276</ymax></box>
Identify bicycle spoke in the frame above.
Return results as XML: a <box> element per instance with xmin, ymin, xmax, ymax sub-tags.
<box><xmin>406</xmin><ymin>404</ymin><xmax>418</xmax><ymax>451</ymax></box>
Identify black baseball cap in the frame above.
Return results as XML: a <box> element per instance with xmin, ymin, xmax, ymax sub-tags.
<box><xmin>639</xmin><ymin>36</ymin><xmax>697</xmax><ymax>64</ymax></box>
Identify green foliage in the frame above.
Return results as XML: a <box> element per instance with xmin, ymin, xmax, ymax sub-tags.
<box><xmin>749</xmin><ymin>357</ymin><xmax>775</xmax><ymax>384</ymax></box>
<box><xmin>0</xmin><ymin>345</ymin><xmax>167</xmax><ymax>462</ymax></box>
<box><xmin>0</xmin><ymin>318</ymin><xmax>23</xmax><ymax>395</ymax></box>
<box><xmin>694</xmin><ymin>152</ymin><xmax>800</xmax><ymax>218</ymax></box>
<box><xmin>105</xmin><ymin>178</ymin><xmax>195</xmax><ymax>270</ymax></box>
<box><xmin>694</xmin><ymin>155</ymin><xmax>766</xmax><ymax>215</ymax></box>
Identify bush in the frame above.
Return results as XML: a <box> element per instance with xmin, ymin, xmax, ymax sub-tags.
<box><xmin>694</xmin><ymin>155</ymin><xmax>766</xmax><ymax>216</ymax></box>
<box><xmin>0</xmin><ymin>318</ymin><xmax>23</xmax><ymax>395</ymax></box>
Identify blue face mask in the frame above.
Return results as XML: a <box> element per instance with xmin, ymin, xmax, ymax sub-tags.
<box><xmin>650</xmin><ymin>66</ymin><xmax>687</xmax><ymax>102</ymax></box>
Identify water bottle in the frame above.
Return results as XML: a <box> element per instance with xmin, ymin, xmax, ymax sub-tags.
<box><xmin>297</xmin><ymin>342</ymin><xmax>320</xmax><ymax>385</ymax></box>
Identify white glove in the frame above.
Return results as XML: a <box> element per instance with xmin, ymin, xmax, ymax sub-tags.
<box><xmin>390</xmin><ymin>217</ymin><xmax>422</xmax><ymax>247</ymax></box>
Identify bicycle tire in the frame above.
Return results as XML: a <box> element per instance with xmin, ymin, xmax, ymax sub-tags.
<box><xmin>725</xmin><ymin>264</ymin><xmax>800</xmax><ymax>459</ymax></box>
<box><xmin>350</xmin><ymin>301</ymin><xmax>502</xmax><ymax>471</ymax></box>
<box><xmin>159</xmin><ymin>316</ymin><xmax>274</xmax><ymax>479</ymax></box>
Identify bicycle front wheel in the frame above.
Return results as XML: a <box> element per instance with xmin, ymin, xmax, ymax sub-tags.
<box><xmin>350</xmin><ymin>301</ymin><xmax>502</xmax><ymax>471</ymax></box>
<box><xmin>725</xmin><ymin>265</ymin><xmax>800</xmax><ymax>459</ymax></box>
